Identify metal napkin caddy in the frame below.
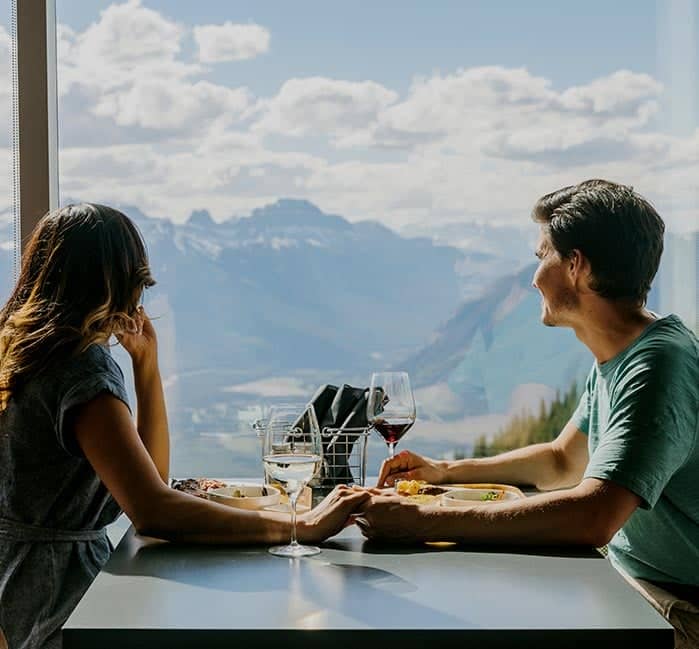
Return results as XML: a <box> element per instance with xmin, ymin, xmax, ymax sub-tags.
<box><xmin>256</xmin><ymin>384</ymin><xmax>373</xmax><ymax>493</ymax></box>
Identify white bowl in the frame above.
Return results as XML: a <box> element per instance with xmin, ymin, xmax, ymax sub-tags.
<box><xmin>441</xmin><ymin>487</ymin><xmax>520</xmax><ymax>506</ymax></box>
<box><xmin>262</xmin><ymin>484</ymin><xmax>312</xmax><ymax>514</ymax></box>
<box><xmin>207</xmin><ymin>483</ymin><xmax>281</xmax><ymax>510</ymax></box>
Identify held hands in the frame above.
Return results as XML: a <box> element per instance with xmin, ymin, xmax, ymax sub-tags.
<box><xmin>116</xmin><ymin>306</ymin><xmax>158</xmax><ymax>367</ymax></box>
<box><xmin>295</xmin><ymin>484</ymin><xmax>436</xmax><ymax>544</ymax></box>
<box><xmin>297</xmin><ymin>485</ymin><xmax>372</xmax><ymax>544</ymax></box>
<box><xmin>354</xmin><ymin>495</ymin><xmax>435</xmax><ymax>543</ymax></box>
<box><xmin>377</xmin><ymin>450</ymin><xmax>447</xmax><ymax>487</ymax></box>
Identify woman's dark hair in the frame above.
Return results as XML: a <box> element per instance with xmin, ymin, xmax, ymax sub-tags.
<box><xmin>532</xmin><ymin>179</ymin><xmax>664</xmax><ymax>304</ymax></box>
<box><xmin>0</xmin><ymin>203</ymin><xmax>155</xmax><ymax>410</ymax></box>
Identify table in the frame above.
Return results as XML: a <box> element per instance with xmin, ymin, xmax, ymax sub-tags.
<box><xmin>63</xmin><ymin>523</ymin><xmax>673</xmax><ymax>649</ymax></box>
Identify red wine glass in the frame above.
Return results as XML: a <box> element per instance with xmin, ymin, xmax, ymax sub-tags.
<box><xmin>367</xmin><ymin>371</ymin><xmax>416</xmax><ymax>459</ymax></box>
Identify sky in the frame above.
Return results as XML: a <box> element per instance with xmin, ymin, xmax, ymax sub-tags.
<box><xmin>2</xmin><ymin>0</ymin><xmax>698</xmax><ymax>232</ymax></box>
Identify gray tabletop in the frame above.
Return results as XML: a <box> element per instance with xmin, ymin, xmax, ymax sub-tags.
<box><xmin>63</xmin><ymin>524</ymin><xmax>673</xmax><ymax>649</ymax></box>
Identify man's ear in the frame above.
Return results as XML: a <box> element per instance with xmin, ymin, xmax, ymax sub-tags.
<box><xmin>569</xmin><ymin>249</ymin><xmax>592</xmax><ymax>288</ymax></box>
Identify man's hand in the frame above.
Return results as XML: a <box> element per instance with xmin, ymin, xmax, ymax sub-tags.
<box><xmin>354</xmin><ymin>495</ymin><xmax>436</xmax><ymax>542</ymax></box>
<box><xmin>377</xmin><ymin>450</ymin><xmax>447</xmax><ymax>487</ymax></box>
<box><xmin>298</xmin><ymin>485</ymin><xmax>372</xmax><ymax>543</ymax></box>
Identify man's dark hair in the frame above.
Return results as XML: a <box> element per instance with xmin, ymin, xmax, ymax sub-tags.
<box><xmin>532</xmin><ymin>179</ymin><xmax>665</xmax><ymax>305</ymax></box>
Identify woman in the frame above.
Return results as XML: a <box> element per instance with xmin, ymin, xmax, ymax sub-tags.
<box><xmin>0</xmin><ymin>204</ymin><xmax>368</xmax><ymax>649</ymax></box>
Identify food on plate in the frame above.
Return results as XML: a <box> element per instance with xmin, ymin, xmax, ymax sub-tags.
<box><xmin>198</xmin><ymin>477</ymin><xmax>228</xmax><ymax>492</ymax></box>
<box><xmin>170</xmin><ymin>478</ymin><xmax>203</xmax><ymax>497</ymax></box>
<box><xmin>170</xmin><ymin>477</ymin><xmax>228</xmax><ymax>498</ymax></box>
<box><xmin>395</xmin><ymin>479</ymin><xmax>424</xmax><ymax>495</ymax></box>
<box><xmin>394</xmin><ymin>480</ymin><xmax>448</xmax><ymax>505</ymax></box>
<box><xmin>395</xmin><ymin>480</ymin><xmax>448</xmax><ymax>497</ymax></box>
<box><xmin>480</xmin><ymin>490</ymin><xmax>503</xmax><ymax>501</ymax></box>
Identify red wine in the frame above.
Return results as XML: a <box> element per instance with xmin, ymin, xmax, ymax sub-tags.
<box><xmin>373</xmin><ymin>418</ymin><xmax>413</xmax><ymax>445</ymax></box>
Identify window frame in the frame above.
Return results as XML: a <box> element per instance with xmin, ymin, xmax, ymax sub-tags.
<box><xmin>12</xmin><ymin>0</ymin><xmax>58</xmax><ymax>257</ymax></box>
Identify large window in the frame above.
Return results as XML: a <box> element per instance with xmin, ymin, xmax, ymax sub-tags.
<box><xmin>54</xmin><ymin>1</ymin><xmax>698</xmax><ymax>477</ymax></box>
<box><xmin>0</xmin><ymin>6</ymin><xmax>14</xmax><ymax>303</ymax></box>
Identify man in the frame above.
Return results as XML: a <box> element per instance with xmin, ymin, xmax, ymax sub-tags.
<box><xmin>356</xmin><ymin>179</ymin><xmax>699</xmax><ymax>648</ymax></box>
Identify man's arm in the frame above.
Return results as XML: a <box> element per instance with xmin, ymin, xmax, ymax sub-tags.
<box><xmin>378</xmin><ymin>419</ymin><xmax>589</xmax><ymax>491</ymax></box>
<box><xmin>446</xmin><ymin>419</ymin><xmax>589</xmax><ymax>490</ymax></box>
<box><xmin>359</xmin><ymin>477</ymin><xmax>642</xmax><ymax>547</ymax></box>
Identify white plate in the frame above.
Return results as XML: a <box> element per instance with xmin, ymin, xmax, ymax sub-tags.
<box><xmin>207</xmin><ymin>483</ymin><xmax>281</xmax><ymax>510</ymax></box>
<box><xmin>441</xmin><ymin>487</ymin><xmax>520</xmax><ymax>506</ymax></box>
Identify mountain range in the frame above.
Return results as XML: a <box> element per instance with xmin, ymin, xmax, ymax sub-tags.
<box><xmin>127</xmin><ymin>198</ymin><xmax>472</xmax><ymax>377</ymax></box>
<box><xmin>0</xmin><ymin>200</ymin><xmax>689</xmax><ymax>474</ymax></box>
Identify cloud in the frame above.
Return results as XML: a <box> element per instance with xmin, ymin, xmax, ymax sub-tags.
<box><xmin>223</xmin><ymin>376</ymin><xmax>310</xmax><ymax>397</ymax></box>
<box><xmin>483</xmin><ymin>131</ymin><xmax>645</xmax><ymax>167</ymax></box>
<box><xmin>58</xmin><ymin>129</ymin><xmax>325</xmax><ymax>221</ymax></box>
<box><xmin>57</xmin><ymin>1</ymin><xmax>254</xmax><ymax>135</ymax></box>
<box><xmin>194</xmin><ymin>22</ymin><xmax>270</xmax><ymax>63</ymax></box>
<box><xmin>92</xmin><ymin>79</ymin><xmax>251</xmax><ymax>130</ymax></box>
<box><xmin>0</xmin><ymin>148</ymin><xmax>12</xmax><ymax>213</ymax></box>
<box><xmin>557</xmin><ymin>70</ymin><xmax>662</xmax><ymax>116</ymax></box>
<box><xmin>388</xmin><ymin>66</ymin><xmax>554</xmax><ymax>129</ymax></box>
<box><xmin>58</xmin><ymin>0</ymin><xmax>197</xmax><ymax>95</ymax></box>
<box><xmin>0</xmin><ymin>26</ymin><xmax>11</xmax><ymax>147</ymax></box>
<box><xmin>253</xmin><ymin>77</ymin><xmax>398</xmax><ymax>138</ymax></box>
<box><xmin>343</xmin><ymin>67</ymin><xmax>663</xmax><ymax>165</ymax></box>
<box><xmin>60</xmin><ymin>144</ymin><xmax>165</xmax><ymax>200</ymax></box>
<box><xmin>343</xmin><ymin>66</ymin><xmax>555</xmax><ymax>150</ymax></box>
<box><xmin>651</xmin><ymin>128</ymin><xmax>699</xmax><ymax>168</ymax></box>
<box><xmin>0</xmin><ymin>25</ymin><xmax>10</xmax><ymax>72</ymax></box>
<box><xmin>47</xmin><ymin>3</ymin><xmax>695</xmax><ymax>233</ymax></box>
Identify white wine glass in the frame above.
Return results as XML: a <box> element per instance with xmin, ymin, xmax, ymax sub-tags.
<box><xmin>367</xmin><ymin>371</ymin><xmax>416</xmax><ymax>459</ymax></box>
<box><xmin>262</xmin><ymin>404</ymin><xmax>323</xmax><ymax>557</ymax></box>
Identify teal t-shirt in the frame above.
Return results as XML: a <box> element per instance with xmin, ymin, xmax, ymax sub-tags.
<box><xmin>571</xmin><ymin>314</ymin><xmax>699</xmax><ymax>585</ymax></box>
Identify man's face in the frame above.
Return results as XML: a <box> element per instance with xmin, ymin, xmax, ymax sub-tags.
<box><xmin>531</xmin><ymin>229</ymin><xmax>579</xmax><ymax>327</ymax></box>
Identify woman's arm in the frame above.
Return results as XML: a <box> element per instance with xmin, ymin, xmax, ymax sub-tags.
<box><xmin>103</xmin><ymin>308</ymin><xmax>367</xmax><ymax>543</ymax></box>
<box><xmin>73</xmin><ymin>392</ymin><xmax>368</xmax><ymax>544</ymax></box>
<box><xmin>132</xmin><ymin>357</ymin><xmax>169</xmax><ymax>484</ymax></box>
<box><xmin>116</xmin><ymin>307</ymin><xmax>169</xmax><ymax>483</ymax></box>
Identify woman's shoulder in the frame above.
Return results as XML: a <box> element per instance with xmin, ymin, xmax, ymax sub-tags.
<box><xmin>76</xmin><ymin>342</ymin><xmax>119</xmax><ymax>365</ymax></box>
<box><xmin>12</xmin><ymin>343</ymin><xmax>129</xmax><ymax>422</ymax></box>
<box><xmin>58</xmin><ymin>343</ymin><xmax>125</xmax><ymax>386</ymax></box>
<box><xmin>52</xmin><ymin>343</ymin><xmax>130</xmax><ymax>416</ymax></box>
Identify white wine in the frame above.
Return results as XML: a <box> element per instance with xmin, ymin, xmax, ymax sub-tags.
<box><xmin>263</xmin><ymin>454</ymin><xmax>321</xmax><ymax>497</ymax></box>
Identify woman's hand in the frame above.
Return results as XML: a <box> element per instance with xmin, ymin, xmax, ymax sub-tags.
<box><xmin>377</xmin><ymin>450</ymin><xmax>448</xmax><ymax>487</ymax></box>
<box><xmin>116</xmin><ymin>306</ymin><xmax>158</xmax><ymax>367</ymax></box>
<box><xmin>354</xmin><ymin>495</ymin><xmax>437</xmax><ymax>543</ymax></box>
<box><xmin>297</xmin><ymin>485</ymin><xmax>372</xmax><ymax>544</ymax></box>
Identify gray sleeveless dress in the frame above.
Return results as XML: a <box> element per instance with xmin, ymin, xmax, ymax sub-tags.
<box><xmin>0</xmin><ymin>344</ymin><xmax>129</xmax><ymax>649</ymax></box>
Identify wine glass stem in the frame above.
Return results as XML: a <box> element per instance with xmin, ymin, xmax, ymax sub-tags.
<box><xmin>289</xmin><ymin>492</ymin><xmax>299</xmax><ymax>547</ymax></box>
<box><xmin>388</xmin><ymin>442</ymin><xmax>395</xmax><ymax>458</ymax></box>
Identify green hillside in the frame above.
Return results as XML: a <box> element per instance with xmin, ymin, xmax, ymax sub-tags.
<box><xmin>471</xmin><ymin>382</ymin><xmax>580</xmax><ymax>458</ymax></box>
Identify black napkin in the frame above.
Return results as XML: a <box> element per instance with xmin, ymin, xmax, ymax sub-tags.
<box><xmin>298</xmin><ymin>383</ymin><xmax>372</xmax><ymax>487</ymax></box>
